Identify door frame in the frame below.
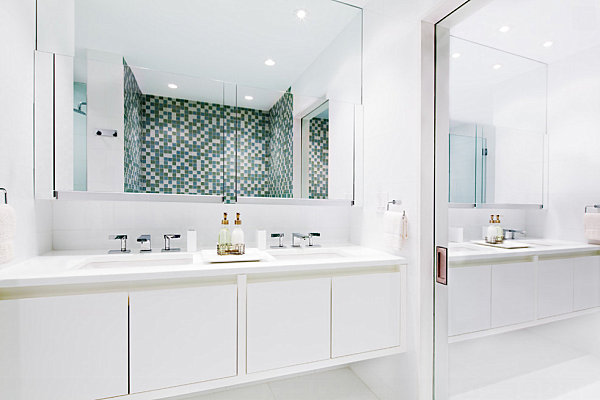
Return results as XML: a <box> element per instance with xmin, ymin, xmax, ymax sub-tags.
<box><xmin>420</xmin><ymin>1</ymin><xmax>471</xmax><ymax>399</ymax></box>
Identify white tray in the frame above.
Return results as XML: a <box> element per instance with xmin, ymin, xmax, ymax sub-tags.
<box><xmin>471</xmin><ymin>240</ymin><xmax>530</xmax><ymax>249</ymax></box>
<box><xmin>200</xmin><ymin>248</ymin><xmax>272</xmax><ymax>263</ymax></box>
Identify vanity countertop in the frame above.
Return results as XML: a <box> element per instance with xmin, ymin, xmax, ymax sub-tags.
<box><xmin>449</xmin><ymin>239</ymin><xmax>600</xmax><ymax>264</ymax></box>
<box><xmin>0</xmin><ymin>245</ymin><xmax>406</xmax><ymax>289</ymax></box>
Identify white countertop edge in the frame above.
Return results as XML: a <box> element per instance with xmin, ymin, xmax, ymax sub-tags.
<box><xmin>0</xmin><ymin>246</ymin><xmax>406</xmax><ymax>289</ymax></box>
<box><xmin>448</xmin><ymin>240</ymin><xmax>600</xmax><ymax>264</ymax></box>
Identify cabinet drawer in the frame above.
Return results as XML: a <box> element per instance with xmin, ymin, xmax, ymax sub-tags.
<box><xmin>247</xmin><ymin>277</ymin><xmax>331</xmax><ymax>373</ymax></box>
<box><xmin>332</xmin><ymin>272</ymin><xmax>401</xmax><ymax>357</ymax></box>
<box><xmin>129</xmin><ymin>285</ymin><xmax>237</xmax><ymax>392</ymax></box>
<box><xmin>491</xmin><ymin>262</ymin><xmax>536</xmax><ymax>328</ymax></box>
<box><xmin>449</xmin><ymin>265</ymin><xmax>491</xmax><ymax>336</ymax></box>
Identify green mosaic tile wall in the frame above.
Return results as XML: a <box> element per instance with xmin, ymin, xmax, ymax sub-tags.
<box><xmin>309</xmin><ymin>118</ymin><xmax>329</xmax><ymax>199</ymax></box>
<box><xmin>123</xmin><ymin>61</ymin><xmax>143</xmax><ymax>192</ymax></box>
<box><xmin>267</xmin><ymin>92</ymin><xmax>294</xmax><ymax>198</ymax></box>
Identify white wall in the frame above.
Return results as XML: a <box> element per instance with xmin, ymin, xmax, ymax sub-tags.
<box><xmin>0</xmin><ymin>0</ymin><xmax>53</xmax><ymax>260</ymax></box>
<box><xmin>52</xmin><ymin>201</ymin><xmax>351</xmax><ymax>250</ymax></box>
<box><xmin>348</xmin><ymin>1</ymin><xmax>447</xmax><ymax>399</ymax></box>
<box><xmin>526</xmin><ymin>44</ymin><xmax>600</xmax><ymax>241</ymax></box>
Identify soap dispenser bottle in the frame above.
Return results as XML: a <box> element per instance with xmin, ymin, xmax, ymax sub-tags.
<box><xmin>231</xmin><ymin>212</ymin><xmax>245</xmax><ymax>255</ymax></box>
<box><xmin>495</xmin><ymin>214</ymin><xmax>504</xmax><ymax>243</ymax></box>
<box><xmin>486</xmin><ymin>215</ymin><xmax>497</xmax><ymax>243</ymax></box>
<box><xmin>217</xmin><ymin>212</ymin><xmax>231</xmax><ymax>255</ymax></box>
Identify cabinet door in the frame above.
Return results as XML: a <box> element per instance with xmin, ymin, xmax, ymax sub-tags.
<box><xmin>538</xmin><ymin>259</ymin><xmax>574</xmax><ymax>318</ymax></box>
<box><xmin>573</xmin><ymin>256</ymin><xmax>600</xmax><ymax>311</ymax></box>
<box><xmin>0</xmin><ymin>292</ymin><xmax>128</xmax><ymax>400</ymax></box>
<box><xmin>247</xmin><ymin>277</ymin><xmax>331</xmax><ymax>373</ymax></box>
<box><xmin>491</xmin><ymin>262</ymin><xmax>536</xmax><ymax>328</ymax></box>
<box><xmin>332</xmin><ymin>272</ymin><xmax>401</xmax><ymax>357</ymax></box>
<box><xmin>129</xmin><ymin>285</ymin><xmax>237</xmax><ymax>393</ymax></box>
<box><xmin>448</xmin><ymin>265</ymin><xmax>491</xmax><ymax>336</ymax></box>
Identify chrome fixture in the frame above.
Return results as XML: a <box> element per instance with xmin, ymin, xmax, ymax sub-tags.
<box><xmin>108</xmin><ymin>234</ymin><xmax>130</xmax><ymax>254</ymax></box>
<box><xmin>585</xmin><ymin>205</ymin><xmax>600</xmax><ymax>213</ymax></box>
<box><xmin>163</xmin><ymin>234</ymin><xmax>181</xmax><ymax>252</ymax></box>
<box><xmin>387</xmin><ymin>199</ymin><xmax>401</xmax><ymax>211</ymax></box>
<box><xmin>292</xmin><ymin>233</ymin><xmax>310</xmax><ymax>247</ymax></box>
<box><xmin>503</xmin><ymin>229</ymin><xmax>526</xmax><ymax>240</ymax></box>
<box><xmin>137</xmin><ymin>234</ymin><xmax>152</xmax><ymax>252</ymax></box>
<box><xmin>308</xmin><ymin>232</ymin><xmax>321</xmax><ymax>247</ymax></box>
<box><xmin>73</xmin><ymin>101</ymin><xmax>87</xmax><ymax>116</ymax></box>
<box><xmin>0</xmin><ymin>187</ymin><xmax>7</xmax><ymax>204</ymax></box>
<box><xmin>270</xmin><ymin>233</ymin><xmax>285</xmax><ymax>248</ymax></box>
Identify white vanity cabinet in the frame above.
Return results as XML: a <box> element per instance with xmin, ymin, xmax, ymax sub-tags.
<box><xmin>573</xmin><ymin>256</ymin><xmax>600</xmax><ymax>311</ymax></box>
<box><xmin>246</xmin><ymin>277</ymin><xmax>331</xmax><ymax>373</ymax></box>
<box><xmin>491</xmin><ymin>261</ymin><xmax>536</xmax><ymax>328</ymax></box>
<box><xmin>537</xmin><ymin>258</ymin><xmax>574</xmax><ymax>318</ymax></box>
<box><xmin>448</xmin><ymin>265</ymin><xmax>491</xmax><ymax>336</ymax></box>
<box><xmin>129</xmin><ymin>284</ymin><xmax>237</xmax><ymax>393</ymax></box>
<box><xmin>332</xmin><ymin>272</ymin><xmax>401</xmax><ymax>356</ymax></box>
<box><xmin>0</xmin><ymin>292</ymin><xmax>128</xmax><ymax>400</ymax></box>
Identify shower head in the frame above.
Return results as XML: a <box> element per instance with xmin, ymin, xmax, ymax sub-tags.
<box><xmin>73</xmin><ymin>101</ymin><xmax>87</xmax><ymax>116</ymax></box>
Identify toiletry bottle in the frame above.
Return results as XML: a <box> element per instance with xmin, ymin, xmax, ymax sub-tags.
<box><xmin>217</xmin><ymin>213</ymin><xmax>231</xmax><ymax>253</ymax></box>
<box><xmin>486</xmin><ymin>215</ymin><xmax>497</xmax><ymax>243</ymax></box>
<box><xmin>231</xmin><ymin>213</ymin><xmax>245</xmax><ymax>254</ymax></box>
<box><xmin>402</xmin><ymin>211</ymin><xmax>408</xmax><ymax>240</ymax></box>
<box><xmin>495</xmin><ymin>215</ymin><xmax>504</xmax><ymax>243</ymax></box>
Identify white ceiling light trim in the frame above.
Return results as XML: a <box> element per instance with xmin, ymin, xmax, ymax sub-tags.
<box><xmin>167</xmin><ymin>83</ymin><xmax>178</xmax><ymax>89</ymax></box>
<box><xmin>264</xmin><ymin>58</ymin><xmax>276</xmax><ymax>66</ymax></box>
<box><xmin>244</xmin><ymin>95</ymin><xmax>254</xmax><ymax>100</ymax></box>
<box><xmin>451</xmin><ymin>52</ymin><xmax>461</xmax><ymax>58</ymax></box>
<box><xmin>498</xmin><ymin>25</ymin><xmax>511</xmax><ymax>33</ymax></box>
<box><xmin>542</xmin><ymin>40</ymin><xmax>553</xmax><ymax>48</ymax></box>
<box><xmin>492</xmin><ymin>64</ymin><xmax>502</xmax><ymax>69</ymax></box>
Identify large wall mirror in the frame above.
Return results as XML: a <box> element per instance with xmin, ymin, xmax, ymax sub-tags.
<box><xmin>448</xmin><ymin>36</ymin><xmax>547</xmax><ymax>206</ymax></box>
<box><xmin>37</xmin><ymin>0</ymin><xmax>362</xmax><ymax>204</ymax></box>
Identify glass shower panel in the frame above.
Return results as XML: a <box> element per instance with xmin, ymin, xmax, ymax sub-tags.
<box><xmin>449</xmin><ymin>132</ymin><xmax>476</xmax><ymax>203</ymax></box>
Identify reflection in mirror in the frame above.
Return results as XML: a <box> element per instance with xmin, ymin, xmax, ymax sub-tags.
<box><xmin>61</xmin><ymin>0</ymin><xmax>362</xmax><ymax>202</ymax></box>
<box><xmin>448</xmin><ymin>36</ymin><xmax>546</xmax><ymax>205</ymax></box>
<box><xmin>302</xmin><ymin>101</ymin><xmax>330</xmax><ymax>199</ymax></box>
<box><xmin>72</xmin><ymin>53</ymin><xmax>225</xmax><ymax>196</ymax></box>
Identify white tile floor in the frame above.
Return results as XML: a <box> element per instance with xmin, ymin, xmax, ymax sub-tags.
<box><xmin>181</xmin><ymin>368</ymin><xmax>378</xmax><ymax>400</ymax></box>
<box><xmin>450</xmin><ymin>312</ymin><xmax>600</xmax><ymax>400</ymax></box>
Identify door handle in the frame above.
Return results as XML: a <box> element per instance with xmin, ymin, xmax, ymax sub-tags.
<box><xmin>436</xmin><ymin>246</ymin><xmax>448</xmax><ymax>285</ymax></box>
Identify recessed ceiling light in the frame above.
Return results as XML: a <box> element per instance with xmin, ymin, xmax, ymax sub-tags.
<box><xmin>499</xmin><ymin>25</ymin><xmax>511</xmax><ymax>33</ymax></box>
<box><xmin>492</xmin><ymin>64</ymin><xmax>502</xmax><ymax>70</ymax></box>
<box><xmin>167</xmin><ymin>83</ymin><xmax>178</xmax><ymax>89</ymax></box>
<box><xmin>264</xmin><ymin>59</ymin><xmax>276</xmax><ymax>66</ymax></box>
<box><xmin>244</xmin><ymin>95</ymin><xmax>254</xmax><ymax>101</ymax></box>
<box><xmin>296</xmin><ymin>9</ymin><xmax>308</xmax><ymax>20</ymax></box>
<box><xmin>451</xmin><ymin>52</ymin><xmax>461</xmax><ymax>59</ymax></box>
<box><xmin>542</xmin><ymin>41</ymin><xmax>554</xmax><ymax>48</ymax></box>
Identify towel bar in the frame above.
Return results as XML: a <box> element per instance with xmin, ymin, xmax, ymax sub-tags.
<box><xmin>585</xmin><ymin>205</ymin><xmax>600</xmax><ymax>213</ymax></box>
<box><xmin>0</xmin><ymin>188</ymin><xmax>6</xmax><ymax>204</ymax></box>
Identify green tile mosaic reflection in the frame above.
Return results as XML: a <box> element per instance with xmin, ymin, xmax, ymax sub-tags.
<box><xmin>309</xmin><ymin>118</ymin><xmax>329</xmax><ymax>199</ymax></box>
<box><xmin>123</xmin><ymin>66</ymin><xmax>295</xmax><ymax>199</ymax></box>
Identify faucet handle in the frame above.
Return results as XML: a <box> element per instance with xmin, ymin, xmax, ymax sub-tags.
<box><xmin>108</xmin><ymin>234</ymin><xmax>130</xmax><ymax>254</ymax></box>
<box><xmin>137</xmin><ymin>234</ymin><xmax>152</xmax><ymax>252</ymax></box>
<box><xmin>270</xmin><ymin>233</ymin><xmax>285</xmax><ymax>248</ymax></box>
<box><xmin>308</xmin><ymin>232</ymin><xmax>321</xmax><ymax>247</ymax></box>
<box><xmin>163</xmin><ymin>234</ymin><xmax>181</xmax><ymax>252</ymax></box>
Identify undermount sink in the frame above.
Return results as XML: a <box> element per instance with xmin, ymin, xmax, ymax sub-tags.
<box><xmin>268</xmin><ymin>248</ymin><xmax>347</xmax><ymax>261</ymax></box>
<box><xmin>79</xmin><ymin>255</ymin><xmax>194</xmax><ymax>269</ymax></box>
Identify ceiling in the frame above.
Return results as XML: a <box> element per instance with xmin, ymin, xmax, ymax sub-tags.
<box><xmin>448</xmin><ymin>0</ymin><xmax>600</xmax><ymax>64</ymax></box>
<box><xmin>75</xmin><ymin>0</ymin><xmax>361</xmax><ymax>110</ymax></box>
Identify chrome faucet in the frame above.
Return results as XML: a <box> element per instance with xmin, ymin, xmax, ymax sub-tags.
<box><xmin>292</xmin><ymin>233</ymin><xmax>310</xmax><ymax>247</ymax></box>
<box><xmin>308</xmin><ymin>232</ymin><xmax>321</xmax><ymax>247</ymax></box>
<box><xmin>108</xmin><ymin>234</ymin><xmax>130</xmax><ymax>254</ymax></box>
<box><xmin>163</xmin><ymin>234</ymin><xmax>181</xmax><ymax>252</ymax></box>
<box><xmin>271</xmin><ymin>233</ymin><xmax>285</xmax><ymax>248</ymax></box>
<box><xmin>137</xmin><ymin>234</ymin><xmax>152</xmax><ymax>252</ymax></box>
<box><xmin>503</xmin><ymin>229</ymin><xmax>526</xmax><ymax>240</ymax></box>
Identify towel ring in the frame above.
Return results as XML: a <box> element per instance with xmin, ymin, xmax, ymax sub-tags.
<box><xmin>0</xmin><ymin>188</ymin><xmax>6</xmax><ymax>205</ymax></box>
<box><xmin>585</xmin><ymin>205</ymin><xmax>600</xmax><ymax>213</ymax></box>
<box><xmin>387</xmin><ymin>199</ymin><xmax>401</xmax><ymax>211</ymax></box>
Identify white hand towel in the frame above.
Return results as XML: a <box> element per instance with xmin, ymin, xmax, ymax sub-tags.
<box><xmin>383</xmin><ymin>211</ymin><xmax>403</xmax><ymax>250</ymax></box>
<box><xmin>585</xmin><ymin>213</ymin><xmax>600</xmax><ymax>243</ymax></box>
<box><xmin>0</xmin><ymin>241</ymin><xmax>14</xmax><ymax>264</ymax></box>
<box><xmin>0</xmin><ymin>204</ymin><xmax>16</xmax><ymax>243</ymax></box>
